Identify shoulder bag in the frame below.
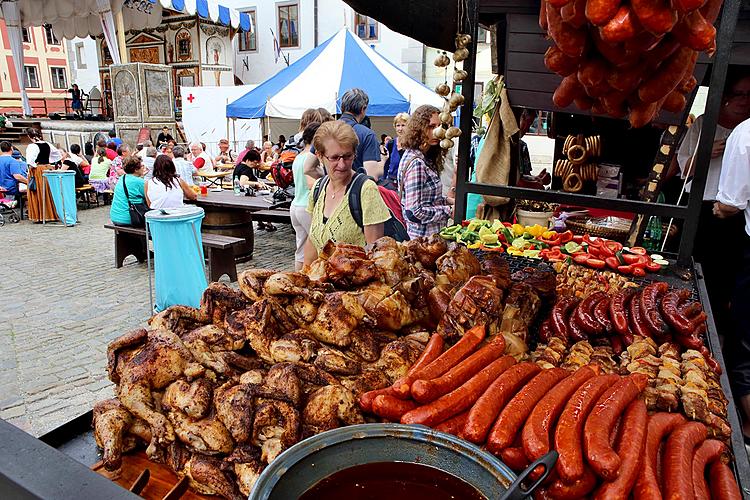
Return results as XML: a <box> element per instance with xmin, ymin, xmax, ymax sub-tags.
<box><xmin>122</xmin><ymin>175</ymin><xmax>149</xmax><ymax>227</ymax></box>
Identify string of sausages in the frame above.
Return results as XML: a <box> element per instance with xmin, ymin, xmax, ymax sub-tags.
<box><xmin>542</xmin><ymin>0</ymin><xmax>723</xmax><ymax>127</ymax></box>
<box><xmin>359</xmin><ymin>325</ymin><xmax>742</xmax><ymax>498</ymax></box>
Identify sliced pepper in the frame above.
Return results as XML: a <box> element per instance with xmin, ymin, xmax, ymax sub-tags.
<box><xmin>467</xmin><ymin>241</ymin><xmax>482</xmax><ymax>249</ymax></box>
<box><xmin>605</xmin><ymin>256</ymin><xmax>620</xmax><ymax>270</ymax></box>
<box><xmin>587</xmin><ymin>258</ymin><xmax>606</xmax><ymax>269</ymax></box>
<box><xmin>559</xmin><ymin>231</ymin><xmax>574</xmax><ymax>243</ymax></box>
<box><xmin>628</xmin><ymin>246</ymin><xmax>648</xmax><ymax>255</ymax></box>
<box><xmin>632</xmin><ymin>267</ymin><xmax>647</xmax><ymax>277</ymax></box>
<box><xmin>480</xmin><ymin>242</ymin><xmax>504</xmax><ymax>252</ymax></box>
<box><xmin>512</xmin><ymin>223</ymin><xmax>526</xmax><ymax>237</ymax></box>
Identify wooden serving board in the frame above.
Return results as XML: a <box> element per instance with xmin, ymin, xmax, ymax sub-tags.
<box><xmin>92</xmin><ymin>451</ymin><xmax>208</xmax><ymax>500</ymax></box>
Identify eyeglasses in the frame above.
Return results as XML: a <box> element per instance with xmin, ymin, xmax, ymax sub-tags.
<box><xmin>323</xmin><ymin>153</ymin><xmax>355</xmax><ymax>164</ymax></box>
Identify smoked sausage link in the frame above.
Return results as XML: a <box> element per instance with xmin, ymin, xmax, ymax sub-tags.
<box><xmin>486</xmin><ymin>368</ymin><xmax>569</xmax><ymax>454</ymax></box>
<box><xmin>463</xmin><ymin>361</ymin><xmax>537</xmax><ymax>443</ymax></box>
<box><xmin>631</xmin><ymin>0</ymin><xmax>678</xmax><ymax>34</ymax></box>
<box><xmin>555</xmin><ymin>374</ymin><xmax>620</xmax><ymax>482</ymax></box>
<box><xmin>592</xmin><ymin>399</ymin><xmax>647</xmax><ymax>499</ymax></box>
<box><xmin>522</xmin><ymin>365</ymin><xmax>598</xmax><ymax>461</ymax></box>
<box><xmin>583</xmin><ymin>373</ymin><xmax>648</xmax><ymax>480</ymax></box>
<box><xmin>663</xmin><ymin>421</ymin><xmax>708</xmax><ymax>499</ymax></box>
<box><xmin>692</xmin><ymin>439</ymin><xmax>728</xmax><ymax>500</ymax></box>
<box><xmin>633</xmin><ymin>412</ymin><xmax>687</xmax><ymax>500</ymax></box>
<box><xmin>708</xmin><ymin>461</ymin><xmax>743</xmax><ymax>500</ymax></box>
<box><xmin>585</xmin><ymin>0</ymin><xmax>622</xmax><ymax>26</ymax></box>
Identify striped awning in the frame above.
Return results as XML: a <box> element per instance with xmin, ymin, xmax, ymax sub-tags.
<box><xmin>156</xmin><ymin>0</ymin><xmax>253</xmax><ymax>32</ymax></box>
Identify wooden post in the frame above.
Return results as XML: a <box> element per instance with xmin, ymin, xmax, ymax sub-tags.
<box><xmin>115</xmin><ymin>10</ymin><xmax>128</xmax><ymax>64</ymax></box>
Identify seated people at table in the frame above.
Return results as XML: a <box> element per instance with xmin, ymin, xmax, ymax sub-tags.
<box><xmin>291</xmin><ymin>121</ymin><xmax>320</xmax><ymax>270</ymax></box>
<box><xmin>0</xmin><ymin>141</ymin><xmax>27</xmax><ymax>197</ymax></box>
<box><xmin>259</xmin><ymin>141</ymin><xmax>277</xmax><ymax>169</ymax></box>
<box><xmin>172</xmin><ymin>145</ymin><xmax>196</xmax><ymax>186</ymax></box>
<box><xmin>110</xmin><ymin>156</ymin><xmax>147</xmax><ymax>226</ymax></box>
<box><xmin>303</xmin><ymin>121</ymin><xmax>389</xmax><ymax>265</ymax></box>
<box><xmin>157</xmin><ymin>126</ymin><xmax>174</xmax><ymax>146</ymax></box>
<box><xmin>145</xmin><ymin>155</ymin><xmax>197</xmax><ymax>209</ymax></box>
<box><xmin>235</xmin><ymin>140</ymin><xmax>256</xmax><ymax>167</ymax></box>
<box><xmin>142</xmin><ymin>147</ymin><xmax>157</xmax><ymax>181</ymax></box>
<box><xmin>215</xmin><ymin>138</ymin><xmax>235</xmax><ymax>165</ymax></box>
<box><xmin>398</xmin><ymin>104</ymin><xmax>454</xmax><ymax>240</ymax></box>
<box><xmin>136</xmin><ymin>140</ymin><xmax>152</xmax><ymax>159</ymax></box>
<box><xmin>111</xmin><ymin>144</ymin><xmax>130</xmax><ymax>178</ymax></box>
<box><xmin>88</xmin><ymin>147</ymin><xmax>113</xmax><ymax>192</ymax></box>
<box><xmin>190</xmin><ymin>142</ymin><xmax>214</xmax><ymax>171</ymax></box>
<box><xmin>160</xmin><ymin>143</ymin><xmax>174</xmax><ymax>158</ymax></box>
<box><xmin>233</xmin><ymin>149</ymin><xmax>265</xmax><ymax>190</ymax></box>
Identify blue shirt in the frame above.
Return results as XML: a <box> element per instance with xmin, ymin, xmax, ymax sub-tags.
<box><xmin>110</xmin><ymin>174</ymin><xmax>145</xmax><ymax>225</ymax></box>
<box><xmin>339</xmin><ymin>113</ymin><xmax>380</xmax><ymax>173</ymax></box>
<box><xmin>0</xmin><ymin>155</ymin><xmax>24</xmax><ymax>195</ymax></box>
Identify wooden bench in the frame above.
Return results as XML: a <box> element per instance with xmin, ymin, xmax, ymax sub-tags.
<box><xmin>252</xmin><ymin>208</ymin><xmax>292</xmax><ymax>224</ymax></box>
<box><xmin>104</xmin><ymin>224</ymin><xmax>245</xmax><ymax>282</ymax></box>
<box><xmin>75</xmin><ymin>185</ymin><xmax>98</xmax><ymax>208</ymax></box>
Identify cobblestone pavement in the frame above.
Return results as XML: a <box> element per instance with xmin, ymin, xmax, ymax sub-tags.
<box><xmin>0</xmin><ymin>205</ymin><xmax>295</xmax><ymax>437</ymax></box>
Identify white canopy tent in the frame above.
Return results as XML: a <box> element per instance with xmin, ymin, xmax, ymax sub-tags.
<box><xmin>0</xmin><ymin>0</ymin><xmax>253</xmax><ymax>116</ymax></box>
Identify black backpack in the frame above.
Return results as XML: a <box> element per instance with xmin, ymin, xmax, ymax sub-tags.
<box><xmin>313</xmin><ymin>173</ymin><xmax>409</xmax><ymax>242</ymax></box>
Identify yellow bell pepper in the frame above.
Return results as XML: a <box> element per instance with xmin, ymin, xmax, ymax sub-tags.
<box><xmin>527</xmin><ymin>224</ymin><xmax>546</xmax><ymax>238</ymax></box>
<box><xmin>467</xmin><ymin>241</ymin><xmax>482</xmax><ymax>249</ymax></box>
<box><xmin>506</xmin><ymin>247</ymin><xmax>523</xmax><ymax>256</ymax></box>
<box><xmin>542</xmin><ymin>230</ymin><xmax>557</xmax><ymax>239</ymax></box>
<box><xmin>512</xmin><ymin>223</ymin><xmax>525</xmax><ymax>237</ymax></box>
<box><xmin>481</xmin><ymin>233</ymin><xmax>498</xmax><ymax>244</ymax></box>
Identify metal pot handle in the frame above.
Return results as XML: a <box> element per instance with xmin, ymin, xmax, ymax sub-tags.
<box><xmin>498</xmin><ymin>450</ymin><xmax>558</xmax><ymax>500</ymax></box>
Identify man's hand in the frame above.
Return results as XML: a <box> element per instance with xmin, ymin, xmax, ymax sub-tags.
<box><xmin>711</xmin><ymin>138</ymin><xmax>726</xmax><ymax>159</ymax></box>
<box><xmin>713</xmin><ymin>201</ymin><xmax>740</xmax><ymax>219</ymax></box>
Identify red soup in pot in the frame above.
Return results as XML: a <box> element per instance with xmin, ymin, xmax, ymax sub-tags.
<box><xmin>299</xmin><ymin>461</ymin><xmax>486</xmax><ymax>500</ymax></box>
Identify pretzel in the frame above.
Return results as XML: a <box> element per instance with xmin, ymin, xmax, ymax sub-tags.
<box><xmin>563</xmin><ymin>172</ymin><xmax>583</xmax><ymax>192</ymax></box>
<box><xmin>567</xmin><ymin>144</ymin><xmax>587</xmax><ymax>165</ymax></box>
<box><xmin>594</xmin><ymin>136</ymin><xmax>601</xmax><ymax>156</ymax></box>
<box><xmin>554</xmin><ymin>159</ymin><xmax>565</xmax><ymax>177</ymax></box>
<box><xmin>561</xmin><ymin>160</ymin><xmax>573</xmax><ymax>179</ymax></box>
<box><xmin>563</xmin><ymin>135</ymin><xmax>575</xmax><ymax>155</ymax></box>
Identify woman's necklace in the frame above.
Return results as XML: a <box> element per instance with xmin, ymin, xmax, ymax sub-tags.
<box><xmin>328</xmin><ymin>184</ymin><xmax>346</xmax><ymax>200</ymax></box>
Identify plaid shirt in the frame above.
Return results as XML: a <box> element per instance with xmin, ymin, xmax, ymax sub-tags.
<box><xmin>398</xmin><ymin>149</ymin><xmax>452</xmax><ymax>239</ymax></box>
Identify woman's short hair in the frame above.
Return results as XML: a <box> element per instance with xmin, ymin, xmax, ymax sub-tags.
<box><xmin>302</xmin><ymin>122</ymin><xmax>321</xmax><ymax>145</ymax></box>
<box><xmin>312</xmin><ymin>121</ymin><xmax>359</xmax><ymax>155</ymax></box>
<box><xmin>117</xmin><ymin>144</ymin><xmax>129</xmax><ymax>156</ymax></box>
<box><xmin>317</xmin><ymin>107</ymin><xmax>333</xmax><ymax>122</ymax></box>
<box><xmin>393</xmin><ymin>112</ymin><xmax>410</xmax><ymax>127</ymax></box>
<box><xmin>300</xmin><ymin>108</ymin><xmax>324</xmax><ymax>129</ymax></box>
<box><xmin>123</xmin><ymin>156</ymin><xmax>142</xmax><ymax>174</ymax></box>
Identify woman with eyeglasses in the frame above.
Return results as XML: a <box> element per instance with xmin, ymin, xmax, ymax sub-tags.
<box><xmin>398</xmin><ymin>104</ymin><xmax>454</xmax><ymax>240</ymax></box>
<box><xmin>303</xmin><ymin>121</ymin><xmax>390</xmax><ymax>265</ymax></box>
<box><xmin>677</xmin><ymin>67</ymin><xmax>750</xmax><ymax>336</ymax></box>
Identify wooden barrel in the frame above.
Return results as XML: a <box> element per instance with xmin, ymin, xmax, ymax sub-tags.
<box><xmin>200</xmin><ymin>206</ymin><xmax>254</xmax><ymax>262</ymax></box>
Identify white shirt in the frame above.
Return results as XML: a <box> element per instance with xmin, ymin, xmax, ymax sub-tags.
<box><xmin>67</xmin><ymin>153</ymin><xmax>84</xmax><ymax>166</ymax></box>
<box><xmin>147</xmin><ymin>178</ymin><xmax>184</xmax><ymax>209</ymax></box>
<box><xmin>716</xmin><ymin>117</ymin><xmax>750</xmax><ymax>237</ymax></box>
<box><xmin>25</xmin><ymin>141</ymin><xmax>62</xmax><ymax>166</ymax></box>
<box><xmin>142</xmin><ymin>156</ymin><xmax>156</xmax><ymax>181</ymax></box>
<box><xmin>173</xmin><ymin>157</ymin><xmax>196</xmax><ymax>186</ymax></box>
<box><xmin>677</xmin><ymin>114</ymin><xmax>732</xmax><ymax>200</ymax></box>
<box><xmin>192</xmin><ymin>151</ymin><xmax>213</xmax><ymax>171</ymax></box>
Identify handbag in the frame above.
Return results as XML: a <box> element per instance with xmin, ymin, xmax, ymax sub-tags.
<box><xmin>122</xmin><ymin>175</ymin><xmax>149</xmax><ymax>227</ymax></box>
<box><xmin>28</xmin><ymin>169</ymin><xmax>36</xmax><ymax>192</ymax></box>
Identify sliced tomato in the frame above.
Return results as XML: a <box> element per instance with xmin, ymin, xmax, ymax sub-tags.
<box><xmin>622</xmin><ymin>254</ymin><xmax>648</xmax><ymax>266</ymax></box>
<box><xmin>645</xmin><ymin>261</ymin><xmax>662</xmax><ymax>272</ymax></box>
<box><xmin>559</xmin><ymin>231</ymin><xmax>574</xmax><ymax>243</ymax></box>
<box><xmin>605</xmin><ymin>256</ymin><xmax>620</xmax><ymax>270</ymax></box>
<box><xmin>632</xmin><ymin>267</ymin><xmax>647</xmax><ymax>277</ymax></box>
<box><xmin>588</xmin><ymin>245</ymin><xmax>601</xmax><ymax>258</ymax></box>
<box><xmin>605</xmin><ymin>240</ymin><xmax>623</xmax><ymax>253</ymax></box>
<box><xmin>628</xmin><ymin>246</ymin><xmax>648</xmax><ymax>255</ymax></box>
<box><xmin>617</xmin><ymin>265</ymin><xmax>634</xmax><ymax>275</ymax></box>
<box><xmin>573</xmin><ymin>235</ymin><xmax>584</xmax><ymax>244</ymax></box>
<box><xmin>574</xmin><ymin>254</ymin><xmax>591</xmax><ymax>265</ymax></box>
<box><xmin>587</xmin><ymin>258</ymin><xmax>606</xmax><ymax>269</ymax></box>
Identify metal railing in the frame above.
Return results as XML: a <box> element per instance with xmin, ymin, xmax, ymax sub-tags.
<box><xmin>1</xmin><ymin>96</ymin><xmax>113</xmax><ymax>119</ymax></box>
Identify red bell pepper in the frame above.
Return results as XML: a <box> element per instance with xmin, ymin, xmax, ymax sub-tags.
<box><xmin>632</xmin><ymin>267</ymin><xmax>647</xmax><ymax>277</ymax></box>
<box><xmin>605</xmin><ymin>256</ymin><xmax>620</xmax><ymax>270</ymax></box>
<box><xmin>573</xmin><ymin>235</ymin><xmax>584</xmax><ymax>244</ymax></box>
<box><xmin>617</xmin><ymin>265</ymin><xmax>634</xmax><ymax>275</ymax></box>
<box><xmin>587</xmin><ymin>258</ymin><xmax>606</xmax><ymax>269</ymax></box>
<box><xmin>628</xmin><ymin>246</ymin><xmax>647</xmax><ymax>255</ymax></box>
<box><xmin>574</xmin><ymin>254</ymin><xmax>591</xmax><ymax>265</ymax></box>
<box><xmin>559</xmin><ymin>231</ymin><xmax>574</xmax><ymax>243</ymax></box>
<box><xmin>645</xmin><ymin>261</ymin><xmax>662</xmax><ymax>272</ymax></box>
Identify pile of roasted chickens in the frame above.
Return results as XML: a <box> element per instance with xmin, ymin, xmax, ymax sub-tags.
<box><xmin>93</xmin><ymin>236</ymin><xmax>555</xmax><ymax>499</ymax></box>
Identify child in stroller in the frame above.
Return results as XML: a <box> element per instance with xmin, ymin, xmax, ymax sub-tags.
<box><xmin>0</xmin><ymin>187</ymin><xmax>20</xmax><ymax>225</ymax></box>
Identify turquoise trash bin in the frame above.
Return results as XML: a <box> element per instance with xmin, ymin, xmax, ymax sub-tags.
<box><xmin>42</xmin><ymin>170</ymin><xmax>77</xmax><ymax>226</ymax></box>
<box><xmin>145</xmin><ymin>206</ymin><xmax>208</xmax><ymax>311</ymax></box>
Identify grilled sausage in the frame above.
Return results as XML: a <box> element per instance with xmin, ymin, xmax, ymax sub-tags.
<box><xmin>663</xmin><ymin>421</ymin><xmax>708</xmax><ymax>499</ymax></box>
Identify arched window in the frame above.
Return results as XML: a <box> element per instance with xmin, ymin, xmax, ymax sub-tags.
<box><xmin>176</xmin><ymin>29</ymin><xmax>192</xmax><ymax>61</ymax></box>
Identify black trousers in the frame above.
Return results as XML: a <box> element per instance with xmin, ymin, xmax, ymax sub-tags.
<box><xmin>729</xmin><ymin>232</ymin><xmax>750</xmax><ymax>397</ymax></box>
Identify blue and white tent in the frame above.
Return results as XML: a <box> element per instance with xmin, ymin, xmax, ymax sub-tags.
<box><xmin>154</xmin><ymin>0</ymin><xmax>253</xmax><ymax>32</ymax></box>
<box><xmin>226</xmin><ymin>28</ymin><xmax>444</xmax><ymax>120</ymax></box>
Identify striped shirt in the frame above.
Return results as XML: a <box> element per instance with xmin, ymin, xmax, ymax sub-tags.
<box><xmin>398</xmin><ymin>148</ymin><xmax>451</xmax><ymax>239</ymax></box>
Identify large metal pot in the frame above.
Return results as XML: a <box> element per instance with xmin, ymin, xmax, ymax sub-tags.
<box><xmin>249</xmin><ymin>423</ymin><xmax>555</xmax><ymax>500</ymax></box>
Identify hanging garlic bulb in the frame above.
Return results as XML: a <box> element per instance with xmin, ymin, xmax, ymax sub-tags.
<box><xmin>433</xmin><ymin>126</ymin><xmax>446</xmax><ymax>140</ymax></box>
<box><xmin>453</xmin><ymin>70</ymin><xmax>468</xmax><ymax>83</ymax></box>
<box><xmin>453</xmin><ymin>48</ymin><xmax>470</xmax><ymax>62</ymax></box>
<box><xmin>440</xmin><ymin>138</ymin><xmax>454</xmax><ymax>149</ymax></box>
<box><xmin>445</xmin><ymin>126</ymin><xmax>462</xmax><ymax>139</ymax></box>
<box><xmin>439</xmin><ymin>111</ymin><xmax>453</xmax><ymax>124</ymax></box>
<box><xmin>435</xmin><ymin>83</ymin><xmax>451</xmax><ymax>97</ymax></box>
<box><xmin>449</xmin><ymin>94</ymin><xmax>465</xmax><ymax>108</ymax></box>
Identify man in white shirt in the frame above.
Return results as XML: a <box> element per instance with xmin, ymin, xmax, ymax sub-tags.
<box><xmin>172</xmin><ymin>145</ymin><xmax>196</xmax><ymax>186</ymax></box>
<box><xmin>142</xmin><ymin>146</ymin><xmax>157</xmax><ymax>181</ymax></box>
<box><xmin>714</xmin><ymin>116</ymin><xmax>750</xmax><ymax>441</ymax></box>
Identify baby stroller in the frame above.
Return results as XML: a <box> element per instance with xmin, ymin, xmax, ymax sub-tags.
<box><xmin>0</xmin><ymin>189</ymin><xmax>20</xmax><ymax>226</ymax></box>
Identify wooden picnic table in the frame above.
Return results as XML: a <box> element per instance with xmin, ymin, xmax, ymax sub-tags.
<box><xmin>189</xmin><ymin>190</ymin><xmax>276</xmax><ymax>261</ymax></box>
